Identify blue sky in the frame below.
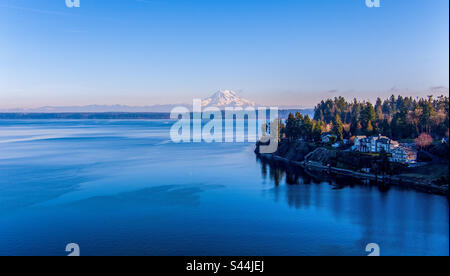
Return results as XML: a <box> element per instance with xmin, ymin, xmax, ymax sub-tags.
<box><xmin>0</xmin><ymin>0</ymin><xmax>448</xmax><ymax>108</ymax></box>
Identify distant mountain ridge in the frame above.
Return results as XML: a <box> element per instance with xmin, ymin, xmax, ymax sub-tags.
<box><xmin>0</xmin><ymin>90</ymin><xmax>313</xmax><ymax>114</ymax></box>
<box><xmin>0</xmin><ymin>104</ymin><xmax>190</xmax><ymax>113</ymax></box>
<box><xmin>0</xmin><ymin>109</ymin><xmax>315</xmax><ymax>120</ymax></box>
<box><xmin>0</xmin><ymin>90</ymin><xmax>257</xmax><ymax>113</ymax></box>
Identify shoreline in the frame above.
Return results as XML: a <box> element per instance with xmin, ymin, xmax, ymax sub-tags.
<box><xmin>257</xmin><ymin>152</ymin><xmax>448</xmax><ymax>196</ymax></box>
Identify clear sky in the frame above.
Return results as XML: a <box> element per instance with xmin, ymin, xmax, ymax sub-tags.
<box><xmin>0</xmin><ymin>0</ymin><xmax>448</xmax><ymax>108</ymax></box>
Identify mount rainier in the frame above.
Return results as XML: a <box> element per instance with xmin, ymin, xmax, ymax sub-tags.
<box><xmin>201</xmin><ymin>90</ymin><xmax>256</xmax><ymax>108</ymax></box>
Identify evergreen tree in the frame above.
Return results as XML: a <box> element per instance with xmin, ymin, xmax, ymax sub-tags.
<box><xmin>375</xmin><ymin>97</ymin><xmax>384</xmax><ymax>121</ymax></box>
<box><xmin>311</xmin><ymin>95</ymin><xmax>449</xmax><ymax>141</ymax></box>
<box><xmin>366</xmin><ymin>120</ymin><xmax>374</xmax><ymax>135</ymax></box>
<box><xmin>303</xmin><ymin>115</ymin><xmax>313</xmax><ymax>141</ymax></box>
<box><xmin>285</xmin><ymin>113</ymin><xmax>297</xmax><ymax>141</ymax></box>
<box><xmin>312</xmin><ymin>120</ymin><xmax>324</xmax><ymax>142</ymax></box>
<box><xmin>332</xmin><ymin>114</ymin><xmax>344</xmax><ymax>141</ymax></box>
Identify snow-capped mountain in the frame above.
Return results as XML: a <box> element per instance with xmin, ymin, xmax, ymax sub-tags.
<box><xmin>201</xmin><ymin>90</ymin><xmax>255</xmax><ymax>108</ymax></box>
<box><xmin>0</xmin><ymin>90</ymin><xmax>256</xmax><ymax>113</ymax></box>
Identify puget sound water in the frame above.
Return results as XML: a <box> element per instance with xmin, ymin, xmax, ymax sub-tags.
<box><xmin>0</xmin><ymin>120</ymin><xmax>448</xmax><ymax>256</ymax></box>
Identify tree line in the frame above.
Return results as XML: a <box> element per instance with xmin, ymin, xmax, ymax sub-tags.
<box><xmin>281</xmin><ymin>95</ymin><xmax>449</xmax><ymax>142</ymax></box>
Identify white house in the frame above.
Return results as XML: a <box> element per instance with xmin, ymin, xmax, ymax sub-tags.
<box><xmin>376</xmin><ymin>137</ymin><xmax>399</xmax><ymax>153</ymax></box>
<box><xmin>390</xmin><ymin>146</ymin><xmax>417</xmax><ymax>164</ymax></box>
<box><xmin>354</xmin><ymin>135</ymin><xmax>399</xmax><ymax>153</ymax></box>
<box><xmin>321</xmin><ymin>133</ymin><xmax>336</xmax><ymax>143</ymax></box>
<box><xmin>353</xmin><ymin>136</ymin><xmax>368</xmax><ymax>151</ymax></box>
<box><xmin>353</xmin><ymin>135</ymin><xmax>417</xmax><ymax>164</ymax></box>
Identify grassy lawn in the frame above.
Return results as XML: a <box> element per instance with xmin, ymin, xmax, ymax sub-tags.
<box><xmin>359</xmin><ymin>152</ymin><xmax>381</xmax><ymax>157</ymax></box>
<box><xmin>399</xmin><ymin>163</ymin><xmax>449</xmax><ymax>182</ymax></box>
<box><xmin>398</xmin><ymin>138</ymin><xmax>415</xmax><ymax>143</ymax></box>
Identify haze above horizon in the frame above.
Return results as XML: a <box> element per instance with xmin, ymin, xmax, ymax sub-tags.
<box><xmin>0</xmin><ymin>0</ymin><xmax>448</xmax><ymax>109</ymax></box>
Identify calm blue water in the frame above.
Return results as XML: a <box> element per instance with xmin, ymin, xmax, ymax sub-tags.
<box><xmin>0</xmin><ymin>120</ymin><xmax>448</xmax><ymax>256</ymax></box>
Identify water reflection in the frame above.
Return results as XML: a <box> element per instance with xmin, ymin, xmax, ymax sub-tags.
<box><xmin>257</xmin><ymin>156</ymin><xmax>313</xmax><ymax>186</ymax></box>
<box><xmin>257</xmin><ymin>155</ymin><xmax>449</xmax><ymax>256</ymax></box>
<box><xmin>257</xmin><ymin>155</ymin><xmax>394</xmax><ymax>206</ymax></box>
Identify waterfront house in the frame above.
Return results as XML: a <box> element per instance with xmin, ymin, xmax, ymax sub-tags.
<box><xmin>354</xmin><ymin>135</ymin><xmax>399</xmax><ymax>154</ymax></box>
<box><xmin>353</xmin><ymin>136</ymin><xmax>367</xmax><ymax>151</ymax></box>
<box><xmin>353</xmin><ymin>136</ymin><xmax>368</xmax><ymax>151</ymax></box>
<box><xmin>390</xmin><ymin>145</ymin><xmax>417</xmax><ymax>164</ymax></box>
<box><xmin>321</xmin><ymin>133</ymin><xmax>336</xmax><ymax>143</ymax></box>
<box><xmin>353</xmin><ymin>135</ymin><xmax>417</xmax><ymax>164</ymax></box>
<box><xmin>377</xmin><ymin>137</ymin><xmax>399</xmax><ymax>153</ymax></box>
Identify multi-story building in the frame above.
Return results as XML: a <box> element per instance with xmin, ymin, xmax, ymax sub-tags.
<box><xmin>353</xmin><ymin>134</ymin><xmax>417</xmax><ymax>164</ymax></box>
<box><xmin>390</xmin><ymin>146</ymin><xmax>417</xmax><ymax>164</ymax></box>
<box><xmin>321</xmin><ymin>133</ymin><xmax>337</xmax><ymax>143</ymax></box>
<box><xmin>354</xmin><ymin>135</ymin><xmax>398</xmax><ymax>153</ymax></box>
<box><xmin>353</xmin><ymin>136</ymin><xmax>369</xmax><ymax>152</ymax></box>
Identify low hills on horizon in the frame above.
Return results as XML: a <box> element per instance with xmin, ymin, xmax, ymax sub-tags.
<box><xmin>0</xmin><ymin>90</ymin><xmax>312</xmax><ymax>114</ymax></box>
